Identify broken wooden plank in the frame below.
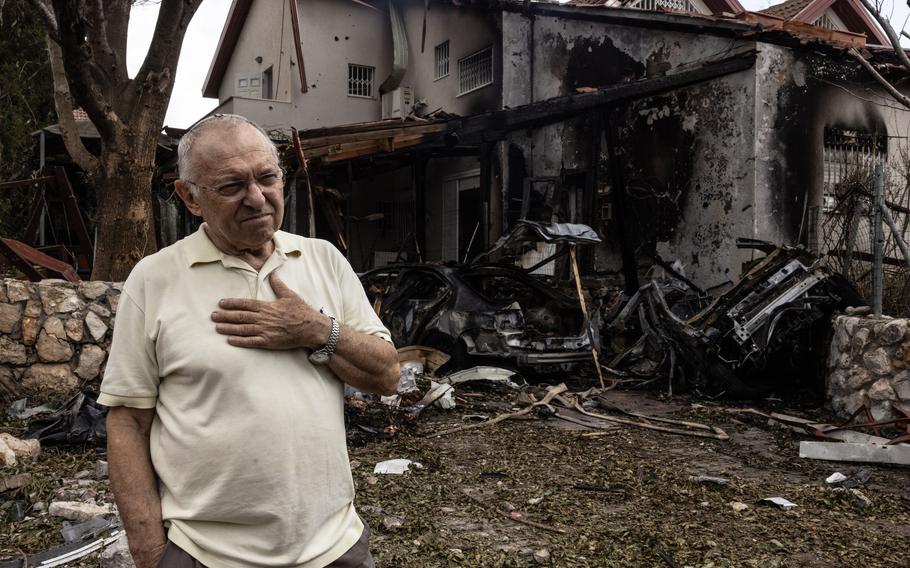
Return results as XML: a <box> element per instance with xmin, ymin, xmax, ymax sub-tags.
<box><xmin>288</xmin><ymin>0</ymin><xmax>308</xmax><ymax>93</ymax></box>
<box><xmin>0</xmin><ymin>238</ymin><xmax>80</xmax><ymax>282</ymax></box>
<box><xmin>799</xmin><ymin>441</ymin><xmax>910</xmax><ymax>466</ymax></box>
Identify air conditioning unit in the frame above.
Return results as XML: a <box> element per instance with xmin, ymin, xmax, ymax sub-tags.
<box><xmin>381</xmin><ymin>86</ymin><xmax>413</xmax><ymax>119</ymax></box>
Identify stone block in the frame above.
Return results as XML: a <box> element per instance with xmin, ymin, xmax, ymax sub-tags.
<box><xmin>75</xmin><ymin>345</ymin><xmax>106</xmax><ymax>380</ymax></box>
<box><xmin>879</xmin><ymin>320</ymin><xmax>908</xmax><ymax>345</ymax></box>
<box><xmin>108</xmin><ymin>291</ymin><xmax>120</xmax><ymax>314</ymax></box>
<box><xmin>863</xmin><ymin>348</ymin><xmax>892</xmax><ymax>376</ymax></box>
<box><xmin>0</xmin><ymin>283</ymin><xmax>6</xmax><ymax>303</ymax></box>
<box><xmin>0</xmin><ymin>336</ymin><xmax>27</xmax><ymax>365</ymax></box>
<box><xmin>39</xmin><ymin>283</ymin><xmax>83</xmax><ymax>314</ymax></box>
<box><xmin>846</xmin><ymin>368</ymin><xmax>873</xmax><ymax>390</ymax></box>
<box><xmin>24</xmin><ymin>299</ymin><xmax>42</xmax><ymax>318</ymax></box>
<box><xmin>0</xmin><ymin>302</ymin><xmax>22</xmax><ymax>334</ymax></box>
<box><xmin>79</xmin><ymin>281</ymin><xmax>110</xmax><ymax>301</ymax></box>
<box><xmin>65</xmin><ymin>316</ymin><xmax>84</xmax><ymax>342</ymax></box>
<box><xmin>48</xmin><ymin>501</ymin><xmax>115</xmax><ymax>521</ymax></box>
<box><xmin>867</xmin><ymin>379</ymin><xmax>896</xmax><ymax>401</ymax></box>
<box><xmin>87</xmin><ymin>303</ymin><xmax>111</xmax><ymax>318</ymax></box>
<box><xmin>895</xmin><ymin>380</ymin><xmax>910</xmax><ymax>401</ymax></box>
<box><xmin>851</xmin><ymin>327</ymin><xmax>871</xmax><ymax>356</ymax></box>
<box><xmin>21</xmin><ymin>317</ymin><xmax>39</xmax><ymax>346</ymax></box>
<box><xmin>843</xmin><ymin>316</ymin><xmax>860</xmax><ymax>337</ymax></box>
<box><xmin>85</xmin><ymin>311</ymin><xmax>108</xmax><ymax>342</ymax></box>
<box><xmin>837</xmin><ymin>352</ymin><xmax>852</xmax><ymax>370</ymax></box>
<box><xmin>37</xmin><ymin>317</ymin><xmax>73</xmax><ymax>362</ymax></box>
<box><xmin>6</xmin><ymin>280</ymin><xmax>30</xmax><ymax>302</ymax></box>
<box><xmin>21</xmin><ymin>364</ymin><xmax>79</xmax><ymax>397</ymax></box>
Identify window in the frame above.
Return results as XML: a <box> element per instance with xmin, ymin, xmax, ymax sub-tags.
<box><xmin>348</xmin><ymin>64</ymin><xmax>375</xmax><ymax>98</ymax></box>
<box><xmin>627</xmin><ymin>0</ymin><xmax>702</xmax><ymax>13</ymax></box>
<box><xmin>262</xmin><ymin>66</ymin><xmax>273</xmax><ymax>100</ymax></box>
<box><xmin>434</xmin><ymin>41</ymin><xmax>450</xmax><ymax>80</ymax></box>
<box><xmin>457</xmin><ymin>47</ymin><xmax>493</xmax><ymax>96</ymax></box>
<box><xmin>235</xmin><ymin>74</ymin><xmax>262</xmax><ymax>98</ymax></box>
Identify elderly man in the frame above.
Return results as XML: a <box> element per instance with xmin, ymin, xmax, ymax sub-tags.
<box><xmin>99</xmin><ymin>114</ymin><xmax>399</xmax><ymax>568</ymax></box>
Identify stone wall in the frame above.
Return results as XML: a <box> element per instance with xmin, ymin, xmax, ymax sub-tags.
<box><xmin>827</xmin><ymin>315</ymin><xmax>910</xmax><ymax>420</ymax></box>
<box><xmin>0</xmin><ymin>278</ymin><xmax>120</xmax><ymax>399</ymax></box>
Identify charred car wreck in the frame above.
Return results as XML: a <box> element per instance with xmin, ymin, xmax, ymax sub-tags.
<box><xmin>606</xmin><ymin>241</ymin><xmax>865</xmax><ymax>396</ymax></box>
<box><xmin>361</xmin><ymin>222</ymin><xmax>601</xmax><ymax>374</ymax></box>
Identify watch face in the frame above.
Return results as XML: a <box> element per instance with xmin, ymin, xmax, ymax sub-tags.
<box><xmin>309</xmin><ymin>351</ymin><xmax>330</xmax><ymax>365</ymax></box>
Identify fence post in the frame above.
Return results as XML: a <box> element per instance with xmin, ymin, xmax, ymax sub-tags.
<box><xmin>873</xmin><ymin>163</ymin><xmax>884</xmax><ymax>317</ymax></box>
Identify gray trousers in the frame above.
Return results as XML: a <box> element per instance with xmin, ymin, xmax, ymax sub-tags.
<box><xmin>157</xmin><ymin>524</ymin><xmax>374</xmax><ymax>568</ymax></box>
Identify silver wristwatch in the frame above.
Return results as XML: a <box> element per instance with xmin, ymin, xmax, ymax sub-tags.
<box><xmin>308</xmin><ymin>313</ymin><xmax>339</xmax><ymax>365</ymax></box>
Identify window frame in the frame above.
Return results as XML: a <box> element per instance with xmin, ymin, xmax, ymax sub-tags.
<box><xmin>457</xmin><ymin>46</ymin><xmax>494</xmax><ymax>97</ymax></box>
<box><xmin>434</xmin><ymin>40</ymin><xmax>450</xmax><ymax>81</ymax></box>
<box><xmin>347</xmin><ymin>63</ymin><xmax>376</xmax><ymax>99</ymax></box>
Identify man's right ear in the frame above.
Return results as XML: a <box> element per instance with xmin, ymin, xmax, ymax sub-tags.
<box><xmin>174</xmin><ymin>180</ymin><xmax>203</xmax><ymax>217</ymax></box>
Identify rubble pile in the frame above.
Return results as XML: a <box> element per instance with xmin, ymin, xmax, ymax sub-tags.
<box><xmin>0</xmin><ymin>279</ymin><xmax>119</xmax><ymax>400</ymax></box>
<box><xmin>828</xmin><ymin>315</ymin><xmax>910</xmax><ymax>419</ymax></box>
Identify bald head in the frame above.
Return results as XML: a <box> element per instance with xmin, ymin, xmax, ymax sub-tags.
<box><xmin>178</xmin><ymin>115</ymin><xmax>278</xmax><ymax>188</ymax></box>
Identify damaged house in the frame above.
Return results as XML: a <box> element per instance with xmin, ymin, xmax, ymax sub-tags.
<box><xmin>198</xmin><ymin>0</ymin><xmax>910</xmax><ymax>295</ymax></box>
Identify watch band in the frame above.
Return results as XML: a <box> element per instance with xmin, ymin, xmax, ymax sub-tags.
<box><xmin>309</xmin><ymin>314</ymin><xmax>340</xmax><ymax>364</ymax></box>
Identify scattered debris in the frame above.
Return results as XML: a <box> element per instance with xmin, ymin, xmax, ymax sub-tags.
<box><xmin>799</xmin><ymin>441</ymin><xmax>910</xmax><ymax>465</ymax></box>
<box><xmin>382</xmin><ymin>515</ymin><xmax>405</xmax><ymax>530</ymax></box>
<box><xmin>761</xmin><ymin>497</ymin><xmax>798</xmax><ymax>510</ymax></box>
<box><xmin>0</xmin><ymin>474</ymin><xmax>31</xmax><ymax>493</ymax></box>
<box><xmin>361</xmin><ymin>224</ymin><xmax>603</xmax><ymax>376</ymax></box>
<box><xmin>0</xmin><ymin>529</ymin><xmax>125</xmax><ymax>568</ymax></box>
<box><xmin>825</xmin><ymin>472</ymin><xmax>847</xmax><ymax>484</ymax></box>
<box><xmin>6</xmin><ymin>398</ymin><xmax>56</xmax><ymax>420</ymax></box>
<box><xmin>442</xmin><ymin>366</ymin><xmax>523</xmax><ymax>389</ymax></box>
<box><xmin>373</xmin><ymin>459</ymin><xmax>423</xmax><ymax>475</ymax></box>
<box><xmin>606</xmin><ymin>242</ymin><xmax>864</xmax><ymax>396</ymax></box>
<box><xmin>48</xmin><ymin>501</ymin><xmax>115</xmax><ymax>522</ymax></box>
<box><xmin>689</xmin><ymin>475</ymin><xmax>729</xmax><ymax>486</ymax></box>
<box><xmin>729</xmin><ymin>501</ymin><xmax>749</xmax><ymax>512</ymax></box>
<box><xmin>0</xmin><ymin>433</ymin><xmax>41</xmax><ymax>466</ymax></box>
<box><xmin>462</xmin><ymin>489</ymin><xmax>567</xmax><ymax>535</ymax></box>
<box><xmin>61</xmin><ymin>517</ymin><xmax>119</xmax><ymax>543</ymax></box>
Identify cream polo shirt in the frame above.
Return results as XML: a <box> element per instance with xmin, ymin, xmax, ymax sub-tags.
<box><xmin>98</xmin><ymin>226</ymin><xmax>391</xmax><ymax>568</ymax></box>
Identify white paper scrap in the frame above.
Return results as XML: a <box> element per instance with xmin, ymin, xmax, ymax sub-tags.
<box><xmin>373</xmin><ymin>459</ymin><xmax>423</xmax><ymax>475</ymax></box>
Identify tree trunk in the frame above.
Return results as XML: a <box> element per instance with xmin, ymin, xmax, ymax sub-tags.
<box><xmin>91</xmin><ymin>133</ymin><xmax>159</xmax><ymax>281</ymax></box>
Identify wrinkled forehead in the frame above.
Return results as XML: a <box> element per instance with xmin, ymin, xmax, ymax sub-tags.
<box><xmin>190</xmin><ymin>123</ymin><xmax>278</xmax><ymax>174</ymax></box>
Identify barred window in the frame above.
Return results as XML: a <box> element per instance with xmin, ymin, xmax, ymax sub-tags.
<box><xmin>457</xmin><ymin>47</ymin><xmax>493</xmax><ymax>96</ymax></box>
<box><xmin>348</xmin><ymin>64</ymin><xmax>374</xmax><ymax>98</ymax></box>
<box><xmin>627</xmin><ymin>0</ymin><xmax>701</xmax><ymax>13</ymax></box>
<box><xmin>435</xmin><ymin>41</ymin><xmax>450</xmax><ymax>80</ymax></box>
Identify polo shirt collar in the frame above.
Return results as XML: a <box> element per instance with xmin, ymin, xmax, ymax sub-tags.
<box><xmin>185</xmin><ymin>224</ymin><xmax>302</xmax><ymax>269</ymax></box>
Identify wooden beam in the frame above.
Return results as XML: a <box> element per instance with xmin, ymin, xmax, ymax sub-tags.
<box><xmin>0</xmin><ymin>176</ymin><xmax>54</xmax><ymax>191</ymax></box>
<box><xmin>288</xmin><ymin>0</ymin><xmax>308</xmax><ymax>94</ymax></box>
<box><xmin>451</xmin><ymin>50</ymin><xmax>757</xmax><ymax>141</ymax></box>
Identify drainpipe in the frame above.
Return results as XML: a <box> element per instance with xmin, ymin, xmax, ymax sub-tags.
<box><xmin>379</xmin><ymin>0</ymin><xmax>409</xmax><ymax>95</ymax></box>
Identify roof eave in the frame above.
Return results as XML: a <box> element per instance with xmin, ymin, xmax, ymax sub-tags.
<box><xmin>201</xmin><ymin>0</ymin><xmax>254</xmax><ymax>100</ymax></box>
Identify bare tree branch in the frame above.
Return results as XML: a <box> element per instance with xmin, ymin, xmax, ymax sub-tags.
<box><xmin>28</xmin><ymin>0</ymin><xmax>58</xmax><ymax>40</ymax></box>
<box><xmin>46</xmin><ymin>35</ymin><xmax>99</xmax><ymax>174</ymax></box>
<box><xmin>857</xmin><ymin>0</ymin><xmax>910</xmax><ymax>73</ymax></box>
<box><xmin>849</xmin><ymin>48</ymin><xmax>910</xmax><ymax>109</ymax></box>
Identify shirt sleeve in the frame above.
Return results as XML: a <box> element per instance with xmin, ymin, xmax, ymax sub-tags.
<box><xmin>97</xmin><ymin>274</ymin><xmax>160</xmax><ymax>409</ymax></box>
<box><xmin>329</xmin><ymin>244</ymin><xmax>393</xmax><ymax>345</ymax></box>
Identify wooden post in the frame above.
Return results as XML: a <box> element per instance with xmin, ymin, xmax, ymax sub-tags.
<box><xmin>570</xmin><ymin>244</ymin><xmax>605</xmax><ymax>389</ymax></box>
<box><xmin>291</xmin><ymin>128</ymin><xmax>317</xmax><ymax>238</ymax></box>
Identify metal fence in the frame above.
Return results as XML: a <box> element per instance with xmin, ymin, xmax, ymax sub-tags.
<box><xmin>815</xmin><ymin>129</ymin><xmax>910</xmax><ymax>315</ymax></box>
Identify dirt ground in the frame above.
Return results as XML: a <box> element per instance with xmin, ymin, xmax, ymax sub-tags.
<box><xmin>2</xmin><ymin>382</ymin><xmax>909</xmax><ymax>568</ymax></box>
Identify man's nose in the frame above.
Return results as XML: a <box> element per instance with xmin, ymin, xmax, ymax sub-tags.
<box><xmin>242</xmin><ymin>180</ymin><xmax>268</xmax><ymax>208</ymax></box>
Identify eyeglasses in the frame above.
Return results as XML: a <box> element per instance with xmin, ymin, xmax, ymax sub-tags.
<box><xmin>185</xmin><ymin>168</ymin><xmax>286</xmax><ymax>199</ymax></box>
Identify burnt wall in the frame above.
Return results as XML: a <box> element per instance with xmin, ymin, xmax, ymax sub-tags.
<box><xmin>501</xmin><ymin>15</ymin><xmax>760</xmax><ymax>288</ymax></box>
<box><xmin>755</xmin><ymin>45</ymin><xmax>905</xmax><ymax>256</ymax></box>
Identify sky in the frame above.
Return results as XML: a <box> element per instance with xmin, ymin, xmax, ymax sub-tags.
<box><xmin>126</xmin><ymin>0</ymin><xmax>910</xmax><ymax>129</ymax></box>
